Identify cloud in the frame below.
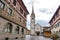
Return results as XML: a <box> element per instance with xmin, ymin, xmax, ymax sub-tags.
<box><xmin>37</xmin><ymin>8</ymin><xmax>57</xmax><ymax>15</ymax></box>
<box><xmin>40</xmin><ymin>8</ymin><xmax>48</xmax><ymax>13</ymax></box>
<box><xmin>35</xmin><ymin>20</ymin><xmax>50</xmax><ymax>26</ymax></box>
<box><xmin>39</xmin><ymin>8</ymin><xmax>48</xmax><ymax>13</ymax></box>
<box><xmin>26</xmin><ymin>19</ymin><xmax>50</xmax><ymax>30</ymax></box>
<box><xmin>23</xmin><ymin>0</ymin><xmax>60</xmax><ymax>29</ymax></box>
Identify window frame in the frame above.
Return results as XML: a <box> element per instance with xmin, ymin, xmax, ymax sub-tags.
<box><xmin>15</xmin><ymin>26</ymin><xmax>20</xmax><ymax>34</ymax></box>
<box><xmin>20</xmin><ymin>8</ymin><xmax>23</xmax><ymax>14</ymax></box>
<box><xmin>0</xmin><ymin>0</ymin><xmax>5</xmax><ymax>10</ymax></box>
<box><xmin>13</xmin><ymin>0</ymin><xmax>16</xmax><ymax>6</ymax></box>
<box><xmin>3</xmin><ymin>23</ymin><xmax>12</xmax><ymax>33</ymax></box>
<box><xmin>24</xmin><ymin>13</ymin><xmax>26</xmax><ymax>17</ymax></box>
<box><xmin>7</xmin><ymin>8</ymin><xmax>12</xmax><ymax>15</ymax></box>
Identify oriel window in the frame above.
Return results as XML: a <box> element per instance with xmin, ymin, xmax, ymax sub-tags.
<box><xmin>0</xmin><ymin>0</ymin><xmax>5</xmax><ymax>9</ymax></box>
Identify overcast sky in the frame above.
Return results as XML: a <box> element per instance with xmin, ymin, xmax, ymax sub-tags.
<box><xmin>23</xmin><ymin>0</ymin><xmax>60</xmax><ymax>30</ymax></box>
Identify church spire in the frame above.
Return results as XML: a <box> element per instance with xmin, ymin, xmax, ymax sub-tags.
<box><xmin>31</xmin><ymin>1</ymin><xmax>35</xmax><ymax>17</ymax></box>
<box><xmin>32</xmin><ymin>2</ymin><xmax>34</xmax><ymax>14</ymax></box>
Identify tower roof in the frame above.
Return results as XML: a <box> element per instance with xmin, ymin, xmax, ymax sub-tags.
<box><xmin>31</xmin><ymin>2</ymin><xmax>35</xmax><ymax>17</ymax></box>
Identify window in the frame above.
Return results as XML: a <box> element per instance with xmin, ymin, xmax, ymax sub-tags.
<box><xmin>32</xmin><ymin>17</ymin><xmax>34</xmax><ymax>19</ymax></box>
<box><xmin>13</xmin><ymin>0</ymin><xmax>16</xmax><ymax>6</ymax></box>
<box><xmin>19</xmin><ymin>17</ymin><xmax>21</xmax><ymax>22</ymax></box>
<box><xmin>53</xmin><ymin>17</ymin><xmax>55</xmax><ymax>21</ymax></box>
<box><xmin>56</xmin><ymin>13</ymin><xmax>59</xmax><ymax>17</ymax></box>
<box><xmin>24</xmin><ymin>13</ymin><xmax>26</xmax><ymax>17</ymax></box>
<box><xmin>7</xmin><ymin>8</ymin><xmax>12</xmax><ymax>15</ymax></box>
<box><xmin>59</xmin><ymin>22</ymin><xmax>60</xmax><ymax>26</ymax></box>
<box><xmin>4</xmin><ymin>23</ymin><xmax>12</xmax><ymax>33</ymax></box>
<box><xmin>20</xmin><ymin>8</ymin><xmax>23</xmax><ymax>14</ymax></box>
<box><xmin>23</xmin><ymin>20</ymin><xmax>24</xmax><ymax>24</ymax></box>
<box><xmin>0</xmin><ymin>0</ymin><xmax>5</xmax><ymax>9</ymax></box>
<box><xmin>23</xmin><ymin>20</ymin><xmax>26</xmax><ymax>25</ymax></box>
<box><xmin>59</xmin><ymin>30</ymin><xmax>60</xmax><ymax>32</ymax></box>
<box><xmin>57</xmin><ymin>23</ymin><xmax>59</xmax><ymax>27</ymax></box>
<box><xmin>21</xmin><ymin>28</ymin><xmax>24</xmax><ymax>34</ymax></box>
<box><xmin>55</xmin><ymin>24</ymin><xmax>57</xmax><ymax>27</ymax></box>
<box><xmin>56</xmin><ymin>31</ymin><xmax>58</xmax><ymax>33</ymax></box>
<box><xmin>15</xmin><ymin>26</ymin><xmax>19</xmax><ymax>34</ymax></box>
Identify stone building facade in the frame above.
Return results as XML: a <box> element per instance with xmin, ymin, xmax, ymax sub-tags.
<box><xmin>0</xmin><ymin>0</ymin><xmax>29</xmax><ymax>40</ymax></box>
<box><xmin>49</xmin><ymin>5</ymin><xmax>60</xmax><ymax>37</ymax></box>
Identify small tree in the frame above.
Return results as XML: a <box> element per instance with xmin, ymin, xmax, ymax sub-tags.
<box><xmin>52</xmin><ymin>33</ymin><xmax>58</xmax><ymax>40</ymax></box>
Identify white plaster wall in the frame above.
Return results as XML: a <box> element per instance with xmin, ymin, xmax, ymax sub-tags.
<box><xmin>35</xmin><ymin>24</ymin><xmax>40</xmax><ymax>32</ymax></box>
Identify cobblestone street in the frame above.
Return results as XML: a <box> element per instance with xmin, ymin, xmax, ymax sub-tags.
<box><xmin>25</xmin><ymin>35</ymin><xmax>52</xmax><ymax>40</ymax></box>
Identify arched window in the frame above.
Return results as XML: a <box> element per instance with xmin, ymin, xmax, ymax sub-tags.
<box><xmin>15</xmin><ymin>26</ymin><xmax>20</xmax><ymax>34</ymax></box>
<box><xmin>4</xmin><ymin>23</ymin><xmax>12</xmax><ymax>33</ymax></box>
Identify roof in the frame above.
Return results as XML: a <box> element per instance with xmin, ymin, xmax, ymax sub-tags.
<box><xmin>31</xmin><ymin>2</ymin><xmax>35</xmax><ymax>17</ymax></box>
<box><xmin>49</xmin><ymin>5</ymin><xmax>60</xmax><ymax>23</ymax></box>
<box><xmin>17</xmin><ymin>0</ymin><xmax>29</xmax><ymax>14</ymax></box>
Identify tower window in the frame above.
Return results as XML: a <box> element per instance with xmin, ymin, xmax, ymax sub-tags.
<box><xmin>0</xmin><ymin>0</ymin><xmax>5</xmax><ymax>9</ymax></box>
<box><xmin>32</xmin><ymin>18</ymin><xmax>34</xmax><ymax>19</ymax></box>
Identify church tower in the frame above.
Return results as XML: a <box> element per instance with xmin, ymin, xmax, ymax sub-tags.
<box><xmin>30</xmin><ymin>4</ymin><xmax>35</xmax><ymax>35</ymax></box>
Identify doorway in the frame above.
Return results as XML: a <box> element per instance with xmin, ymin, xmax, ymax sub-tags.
<box><xmin>5</xmin><ymin>37</ymin><xmax>9</xmax><ymax>40</ymax></box>
<box><xmin>36</xmin><ymin>32</ymin><xmax>40</xmax><ymax>36</ymax></box>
